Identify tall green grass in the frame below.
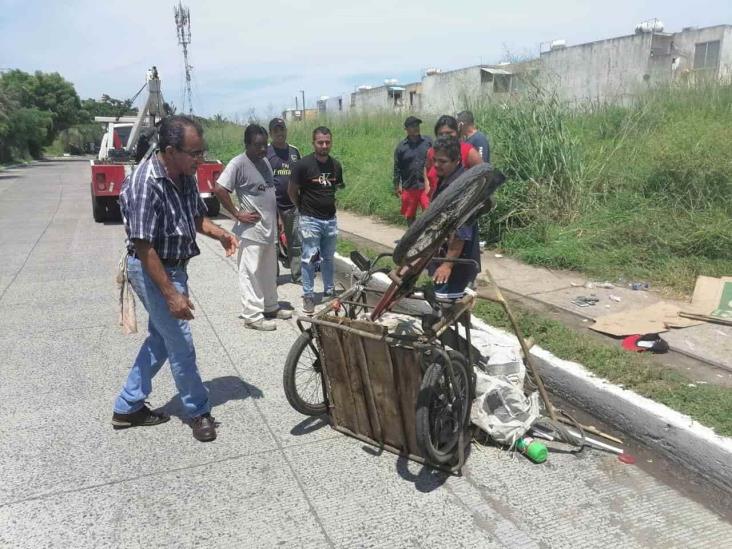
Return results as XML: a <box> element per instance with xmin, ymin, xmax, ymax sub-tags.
<box><xmin>205</xmin><ymin>82</ymin><xmax>732</xmax><ymax>295</ymax></box>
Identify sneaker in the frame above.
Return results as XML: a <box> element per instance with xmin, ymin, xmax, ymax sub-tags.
<box><xmin>264</xmin><ymin>309</ymin><xmax>293</xmax><ymax>320</ymax></box>
<box><xmin>112</xmin><ymin>404</ymin><xmax>170</xmax><ymax>430</ymax></box>
<box><xmin>322</xmin><ymin>288</ymin><xmax>342</xmax><ymax>299</ymax></box>
<box><xmin>302</xmin><ymin>296</ymin><xmax>315</xmax><ymax>315</ymax></box>
<box><xmin>191</xmin><ymin>413</ymin><xmax>217</xmax><ymax>442</ymax></box>
<box><xmin>246</xmin><ymin>318</ymin><xmax>277</xmax><ymax>331</ymax></box>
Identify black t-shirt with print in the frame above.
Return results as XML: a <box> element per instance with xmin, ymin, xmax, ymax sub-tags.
<box><xmin>290</xmin><ymin>153</ymin><xmax>344</xmax><ymax>220</ymax></box>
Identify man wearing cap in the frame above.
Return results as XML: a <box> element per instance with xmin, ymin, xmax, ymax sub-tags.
<box><xmin>266</xmin><ymin>118</ymin><xmax>302</xmax><ymax>283</ymax></box>
<box><xmin>393</xmin><ymin>116</ymin><xmax>432</xmax><ymax>225</ymax></box>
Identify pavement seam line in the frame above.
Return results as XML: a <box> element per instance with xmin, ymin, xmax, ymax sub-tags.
<box><xmin>0</xmin><ymin>180</ymin><xmax>63</xmax><ymax>305</ymax></box>
<box><xmin>188</xmin><ymin>270</ymin><xmax>337</xmax><ymax>549</ymax></box>
<box><xmin>0</xmin><ymin>437</ymin><xmax>334</xmax><ymax>509</ymax></box>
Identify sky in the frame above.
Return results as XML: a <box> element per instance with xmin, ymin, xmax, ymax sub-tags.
<box><xmin>1</xmin><ymin>0</ymin><xmax>730</xmax><ymax>119</ymax></box>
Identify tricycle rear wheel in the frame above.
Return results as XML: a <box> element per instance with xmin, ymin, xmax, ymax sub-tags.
<box><xmin>416</xmin><ymin>351</ymin><xmax>471</xmax><ymax>465</ymax></box>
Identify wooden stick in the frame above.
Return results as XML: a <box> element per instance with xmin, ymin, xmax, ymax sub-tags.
<box><xmin>475</xmin><ymin>264</ymin><xmax>558</xmax><ymax>421</ymax></box>
<box><xmin>557</xmin><ymin>417</ymin><xmax>624</xmax><ymax>445</ymax></box>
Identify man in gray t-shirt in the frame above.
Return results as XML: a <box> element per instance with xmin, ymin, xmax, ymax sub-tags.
<box><xmin>214</xmin><ymin>124</ymin><xmax>292</xmax><ymax>330</ymax></box>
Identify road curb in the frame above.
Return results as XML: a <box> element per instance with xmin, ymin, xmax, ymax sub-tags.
<box><xmin>333</xmin><ymin>253</ymin><xmax>732</xmax><ymax>494</ymax></box>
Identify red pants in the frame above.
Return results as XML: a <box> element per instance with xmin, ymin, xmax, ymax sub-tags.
<box><xmin>400</xmin><ymin>188</ymin><xmax>430</xmax><ymax>218</ymax></box>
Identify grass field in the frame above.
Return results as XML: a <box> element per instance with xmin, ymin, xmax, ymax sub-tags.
<box><xmin>206</xmin><ymin>82</ymin><xmax>732</xmax><ymax>296</ymax></box>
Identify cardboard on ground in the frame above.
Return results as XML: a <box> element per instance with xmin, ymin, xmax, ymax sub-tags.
<box><xmin>591</xmin><ymin>276</ymin><xmax>732</xmax><ymax>336</ymax></box>
<box><xmin>590</xmin><ymin>302</ymin><xmax>701</xmax><ymax>336</ymax></box>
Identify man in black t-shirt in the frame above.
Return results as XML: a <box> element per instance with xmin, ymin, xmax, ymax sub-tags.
<box><xmin>266</xmin><ymin>117</ymin><xmax>302</xmax><ymax>282</ymax></box>
<box><xmin>288</xmin><ymin>126</ymin><xmax>344</xmax><ymax>314</ymax></box>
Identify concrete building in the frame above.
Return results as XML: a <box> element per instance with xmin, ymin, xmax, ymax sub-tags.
<box><xmin>347</xmin><ymin>81</ymin><xmax>422</xmax><ymax>113</ymax></box>
<box><xmin>420</xmin><ymin>62</ymin><xmax>538</xmax><ymax>113</ymax></box>
<box><xmin>316</xmin><ymin>95</ymin><xmax>350</xmax><ymax>115</ymax></box>
<box><xmin>281</xmin><ymin>108</ymin><xmax>319</xmax><ymax>122</ymax></box>
<box><xmin>303</xmin><ymin>23</ymin><xmax>731</xmax><ymax>116</ymax></box>
<box><xmin>539</xmin><ymin>24</ymin><xmax>732</xmax><ymax>104</ymax></box>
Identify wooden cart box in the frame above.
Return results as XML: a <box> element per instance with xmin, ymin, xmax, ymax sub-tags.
<box><xmin>315</xmin><ymin>315</ymin><xmax>428</xmax><ymax>462</ymax></box>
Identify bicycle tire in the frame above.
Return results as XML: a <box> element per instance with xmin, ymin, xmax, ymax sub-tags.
<box><xmin>393</xmin><ymin>164</ymin><xmax>505</xmax><ymax>265</ymax></box>
<box><xmin>415</xmin><ymin>351</ymin><xmax>471</xmax><ymax>465</ymax></box>
<box><xmin>283</xmin><ymin>331</ymin><xmax>327</xmax><ymax>416</ymax></box>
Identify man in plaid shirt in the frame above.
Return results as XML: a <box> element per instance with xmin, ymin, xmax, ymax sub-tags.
<box><xmin>113</xmin><ymin>115</ymin><xmax>238</xmax><ymax>442</ymax></box>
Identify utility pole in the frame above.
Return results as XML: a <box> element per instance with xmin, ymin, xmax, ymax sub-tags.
<box><xmin>295</xmin><ymin>96</ymin><xmax>299</xmax><ymax>110</ymax></box>
<box><xmin>174</xmin><ymin>2</ymin><xmax>194</xmax><ymax>115</ymax></box>
<box><xmin>300</xmin><ymin>90</ymin><xmax>305</xmax><ymax>113</ymax></box>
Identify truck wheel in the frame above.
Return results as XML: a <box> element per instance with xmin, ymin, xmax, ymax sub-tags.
<box><xmin>107</xmin><ymin>198</ymin><xmax>122</xmax><ymax>222</ymax></box>
<box><xmin>91</xmin><ymin>190</ymin><xmax>106</xmax><ymax>223</ymax></box>
<box><xmin>205</xmin><ymin>197</ymin><xmax>220</xmax><ymax>217</ymax></box>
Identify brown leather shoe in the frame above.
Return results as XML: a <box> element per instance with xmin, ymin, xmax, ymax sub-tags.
<box><xmin>191</xmin><ymin>413</ymin><xmax>217</xmax><ymax>442</ymax></box>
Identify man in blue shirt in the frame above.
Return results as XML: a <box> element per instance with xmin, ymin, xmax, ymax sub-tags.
<box><xmin>457</xmin><ymin>110</ymin><xmax>490</xmax><ymax>163</ymax></box>
<box><xmin>428</xmin><ymin>135</ymin><xmax>481</xmax><ymax>300</ymax></box>
<box><xmin>266</xmin><ymin>118</ymin><xmax>302</xmax><ymax>282</ymax></box>
<box><xmin>113</xmin><ymin>115</ymin><xmax>238</xmax><ymax>442</ymax></box>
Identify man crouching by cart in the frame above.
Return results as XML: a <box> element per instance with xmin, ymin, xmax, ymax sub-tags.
<box><xmin>428</xmin><ymin>135</ymin><xmax>481</xmax><ymax>300</ymax></box>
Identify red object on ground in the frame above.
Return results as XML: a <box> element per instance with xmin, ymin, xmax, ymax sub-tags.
<box><xmin>622</xmin><ymin>335</ymin><xmax>644</xmax><ymax>352</ymax></box>
<box><xmin>621</xmin><ymin>333</ymin><xmax>669</xmax><ymax>354</ymax></box>
<box><xmin>618</xmin><ymin>452</ymin><xmax>637</xmax><ymax>464</ymax></box>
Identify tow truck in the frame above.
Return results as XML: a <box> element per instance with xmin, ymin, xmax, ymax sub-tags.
<box><xmin>90</xmin><ymin>67</ymin><xmax>221</xmax><ymax>222</ymax></box>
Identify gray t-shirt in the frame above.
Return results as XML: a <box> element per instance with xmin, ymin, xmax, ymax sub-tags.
<box><xmin>218</xmin><ymin>153</ymin><xmax>277</xmax><ymax>244</ymax></box>
<box><xmin>466</xmin><ymin>131</ymin><xmax>490</xmax><ymax>163</ymax></box>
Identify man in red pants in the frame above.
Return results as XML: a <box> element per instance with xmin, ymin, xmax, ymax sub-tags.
<box><xmin>393</xmin><ymin>116</ymin><xmax>432</xmax><ymax>225</ymax></box>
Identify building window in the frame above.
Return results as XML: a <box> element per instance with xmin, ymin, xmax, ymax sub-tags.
<box><xmin>409</xmin><ymin>91</ymin><xmax>416</xmax><ymax>107</ymax></box>
<box><xmin>694</xmin><ymin>41</ymin><xmax>720</xmax><ymax>71</ymax></box>
<box><xmin>493</xmin><ymin>74</ymin><xmax>512</xmax><ymax>93</ymax></box>
<box><xmin>338</xmin><ymin>98</ymin><xmax>343</xmax><ymax>111</ymax></box>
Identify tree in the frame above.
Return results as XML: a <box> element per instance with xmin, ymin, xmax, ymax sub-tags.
<box><xmin>79</xmin><ymin>95</ymin><xmax>137</xmax><ymax>121</ymax></box>
<box><xmin>0</xmin><ymin>69</ymin><xmax>82</xmax><ymax>145</ymax></box>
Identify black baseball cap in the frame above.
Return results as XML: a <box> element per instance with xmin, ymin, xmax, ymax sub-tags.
<box><xmin>404</xmin><ymin>116</ymin><xmax>422</xmax><ymax>128</ymax></box>
<box><xmin>269</xmin><ymin>117</ymin><xmax>287</xmax><ymax>130</ymax></box>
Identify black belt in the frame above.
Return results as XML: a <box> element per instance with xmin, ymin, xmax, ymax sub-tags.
<box><xmin>128</xmin><ymin>251</ymin><xmax>190</xmax><ymax>269</ymax></box>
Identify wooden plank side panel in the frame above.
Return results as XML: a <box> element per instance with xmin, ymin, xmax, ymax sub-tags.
<box><xmin>318</xmin><ymin>325</ymin><xmax>360</xmax><ymax>432</ymax></box>
<box><xmin>390</xmin><ymin>346</ymin><xmax>423</xmax><ymax>457</ymax></box>
<box><xmin>361</xmin><ymin>337</ymin><xmax>408</xmax><ymax>452</ymax></box>
<box><xmin>341</xmin><ymin>330</ymin><xmax>374</xmax><ymax>439</ymax></box>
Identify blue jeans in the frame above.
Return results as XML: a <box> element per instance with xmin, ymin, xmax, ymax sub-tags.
<box><xmin>113</xmin><ymin>257</ymin><xmax>210</xmax><ymax>418</ymax></box>
<box><xmin>299</xmin><ymin>215</ymin><xmax>337</xmax><ymax>298</ymax></box>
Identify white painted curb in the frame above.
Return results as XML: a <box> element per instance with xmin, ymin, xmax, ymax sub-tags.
<box><xmin>334</xmin><ymin>252</ymin><xmax>732</xmax><ymax>493</ymax></box>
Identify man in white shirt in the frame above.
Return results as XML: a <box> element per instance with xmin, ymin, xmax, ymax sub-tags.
<box><xmin>214</xmin><ymin>124</ymin><xmax>292</xmax><ymax>330</ymax></box>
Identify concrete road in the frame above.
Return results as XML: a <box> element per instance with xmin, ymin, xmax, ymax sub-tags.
<box><xmin>0</xmin><ymin>160</ymin><xmax>730</xmax><ymax>548</ymax></box>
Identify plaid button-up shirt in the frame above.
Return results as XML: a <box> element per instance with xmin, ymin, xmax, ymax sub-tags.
<box><xmin>120</xmin><ymin>155</ymin><xmax>208</xmax><ymax>260</ymax></box>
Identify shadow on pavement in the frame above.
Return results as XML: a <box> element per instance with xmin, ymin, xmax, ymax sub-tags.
<box><xmin>395</xmin><ymin>455</ymin><xmax>449</xmax><ymax>493</ymax></box>
<box><xmin>159</xmin><ymin>375</ymin><xmax>263</xmax><ymax>419</ymax></box>
<box><xmin>290</xmin><ymin>415</ymin><xmax>328</xmax><ymax>436</ymax></box>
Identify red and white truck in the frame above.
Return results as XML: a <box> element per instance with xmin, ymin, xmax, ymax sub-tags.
<box><xmin>90</xmin><ymin>67</ymin><xmax>221</xmax><ymax>222</ymax></box>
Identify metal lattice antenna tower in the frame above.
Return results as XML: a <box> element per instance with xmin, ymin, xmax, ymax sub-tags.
<box><xmin>174</xmin><ymin>2</ymin><xmax>193</xmax><ymax>114</ymax></box>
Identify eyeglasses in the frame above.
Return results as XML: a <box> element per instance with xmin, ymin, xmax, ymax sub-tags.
<box><xmin>177</xmin><ymin>147</ymin><xmax>207</xmax><ymax>159</ymax></box>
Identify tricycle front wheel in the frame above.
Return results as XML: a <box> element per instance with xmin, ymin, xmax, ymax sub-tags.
<box><xmin>283</xmin><ymin>331</ymin><xmax>327</xmax><ymax>416</ymax></box>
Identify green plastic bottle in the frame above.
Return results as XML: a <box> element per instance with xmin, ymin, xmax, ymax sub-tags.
<box><xmin>516</xmin><ymin>437</ymin><xmax>548</xmax><ymax>463</ymax></box>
